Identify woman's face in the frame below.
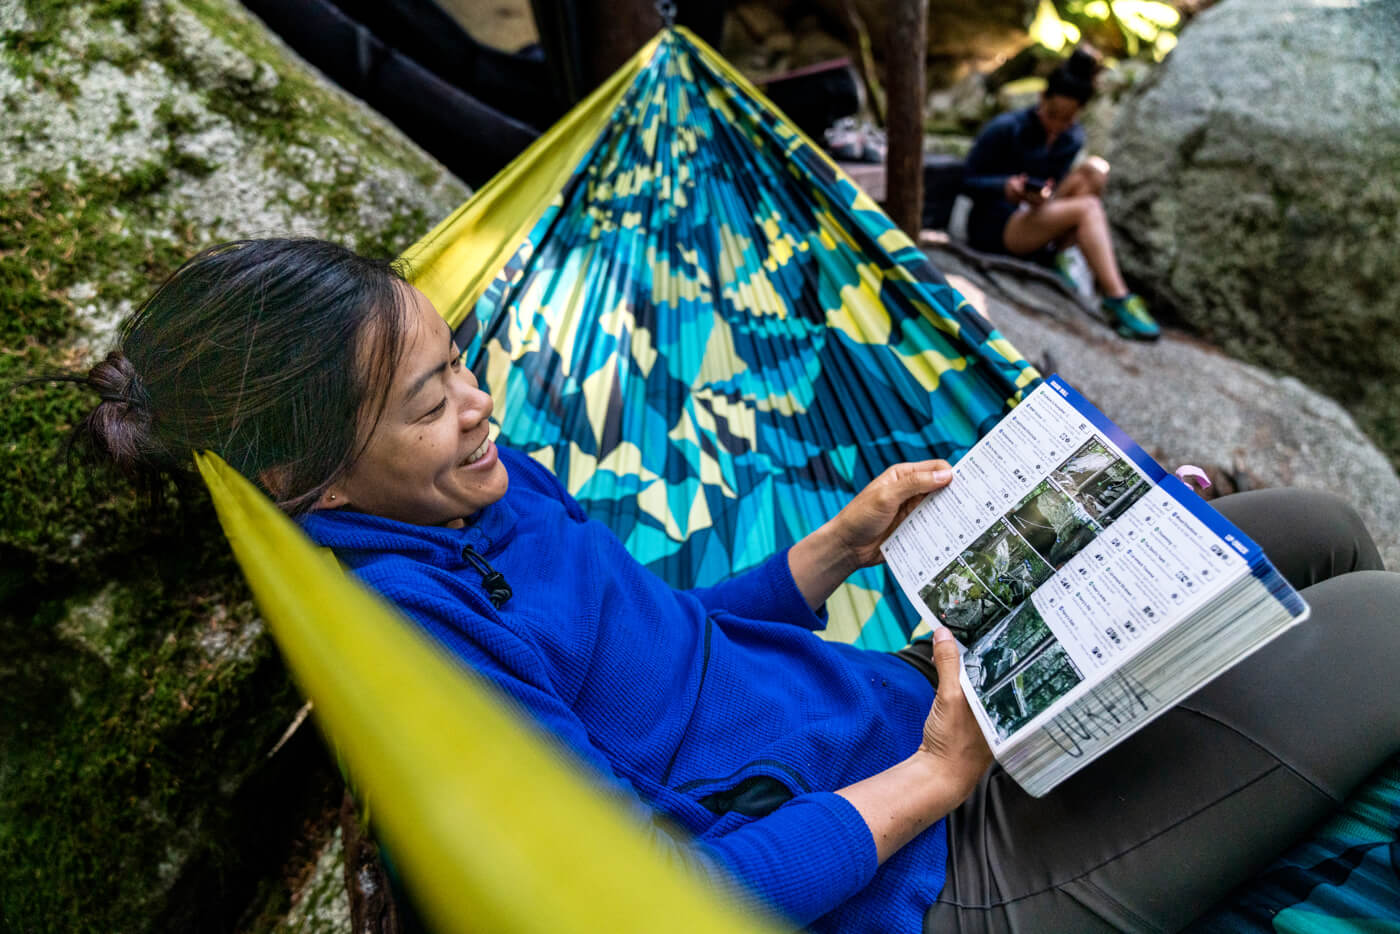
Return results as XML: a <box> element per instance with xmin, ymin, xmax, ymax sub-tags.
<box><xmin>321</xmin><ymin>283</ymin><xmax>508</xmax><ymax>528</ymax></box>
<box><xmin>1036</xmin><ymin>94</ymin><xmax>1081</xmax><ymax>140</ymax></box>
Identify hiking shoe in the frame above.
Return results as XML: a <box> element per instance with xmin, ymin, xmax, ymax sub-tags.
<box><xmin>1103</xmin><ymin>293</ymin><xmax>1160</xmax><ymax>341</ymax></box>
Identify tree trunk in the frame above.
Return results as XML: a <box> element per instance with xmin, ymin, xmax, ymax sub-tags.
<box><xmin>885</xmin><ymin>0</ymin><xmax>927</xmax><ymax>238</ymax></box>
<box><xmin>576</xmin><ymin>0</ymin><xmax>662</xmax><ymax>91</ymax></box>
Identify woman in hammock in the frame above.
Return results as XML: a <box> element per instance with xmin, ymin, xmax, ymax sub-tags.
<box><xmin>963</xmin><ymin>49</ymin><xmax>1160</xmax><ymax>341</ymax></box>
<box><xmin>75</xmin><ymin>238</ymin><xmax>1399</xmax><ymax>933</ymax></box>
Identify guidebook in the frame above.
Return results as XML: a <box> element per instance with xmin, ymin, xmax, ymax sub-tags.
<box><xmin>880</xmin><ymin>375</ymin><xmax>1310</xmax><ymax>797</ymax></box>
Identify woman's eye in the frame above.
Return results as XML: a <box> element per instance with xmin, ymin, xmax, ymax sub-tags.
<box><xmin>423</xmin><ymin>399</ymin><xmax>447</xmax><ymax>420</ymax></box>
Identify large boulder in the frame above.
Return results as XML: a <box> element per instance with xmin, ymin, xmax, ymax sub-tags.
<box><xmin>923</xmin><ymin>237</ymin><xmax>1400</xmax><ymax>572</ymax></box>
<box><xmin>0</xmin><ymin>0</ymin><xmax>467</xmax><ymax>929</ymax></box>
<box><xmin>1105</xmin><ymin>0</ymin><xmax>1400</xmax><ymax>465</ymax></box>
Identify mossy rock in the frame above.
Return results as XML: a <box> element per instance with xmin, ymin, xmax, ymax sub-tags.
<box><xmin>0</xmin><ymin>0</ymin><xmax>468</xmax><ymax>929</ymax></box>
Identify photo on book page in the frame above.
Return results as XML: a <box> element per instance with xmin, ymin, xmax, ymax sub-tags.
<box><xmin>1050</xmin><ymin>437</ymin><xmax>1153</xmax><ymax>528</ymax></box>
<box><xmin>963</xmin><ymin>599</ymin><xmax>1085</xmax><ymax>741</ymax></box>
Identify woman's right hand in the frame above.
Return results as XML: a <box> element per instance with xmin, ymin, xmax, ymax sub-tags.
<box><xmin>1004</xmin><ymin>173</ymin><xmax>1028</xmax><ymax>203</ymax></box>
<box><xmin>916</xmin><ymin>627</ymin><xmax>994</xmax><ymax>800</ymax></box>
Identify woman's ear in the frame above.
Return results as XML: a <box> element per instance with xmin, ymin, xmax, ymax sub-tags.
<box><xmin>258</xmin><ymin>465</ymin><xmax>290</xmax><ymax>498</ymax></box>
<box><xmin>314</xmin><ymin>487</ymin><xmax>345</xmax><ymax>510</ymax></box>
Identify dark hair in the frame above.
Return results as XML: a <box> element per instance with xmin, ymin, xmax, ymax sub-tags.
<box><xmin>71</xmin><ymin>238</ymin><xmax>409</xmax><ymax>515</ymax></box>
<box><xmin>1045</xmin><ymin>48</ymin><xmax>1100</xmax><ymax>105</ymax></box>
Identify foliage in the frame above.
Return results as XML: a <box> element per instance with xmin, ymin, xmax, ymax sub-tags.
<box><xmin>1035</xmin><ymin>0</ymin><xmax>1181</xmax><ymax>60</ymax></box>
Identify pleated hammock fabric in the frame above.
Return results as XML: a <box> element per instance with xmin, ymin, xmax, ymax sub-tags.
<box><xmin>403</xmin><ymin>27</ymin><xmax>1038</xmax><ymax>650</ymax></box>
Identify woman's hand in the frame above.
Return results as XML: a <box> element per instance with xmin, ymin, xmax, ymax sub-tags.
<box><xmin>1004</xmin><ymin>173</ymin><xmax>1029</xmax><ymax>203</ymax></box>
<box><xmin>831</xmin><ymin>460</ymin><xmax>953</xmax><ymax>570</ymax></box>
<box><xmin>834</xmin><ymin>626</ymin><xmax>993</xmax><ymax>864</ymax></box>
<box><xmin>1004</xmin><ymin>173</ymin><xmax>1053</xmax><ymax>207</ymax></box>
<box><xmin>916</xmin><ymin>627</ymin><xmax>994</xmax><ymax>799</ymax></box>
<box><xmin>788</xmin><ymin>460</ymin><xmax>951</xmax><ymax>610</ymax></box>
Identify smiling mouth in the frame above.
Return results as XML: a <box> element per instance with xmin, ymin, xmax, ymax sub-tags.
<box><xmin>462</xmin><ymin>437</ymin><xmax>491</xmax><ymax>466</ymax></box>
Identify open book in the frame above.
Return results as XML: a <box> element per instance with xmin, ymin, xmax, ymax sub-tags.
<box><xmin>880</xmin><ymin>376</ymin><xmax>1309</xmax><ymax>797</ymax></box>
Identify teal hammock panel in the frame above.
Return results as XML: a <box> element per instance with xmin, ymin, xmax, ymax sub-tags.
<box><xmin>1191</xmin><ymin>753</ymin><xmax>1400</xmax><ymax>932</ymax></box>
<box><xmin>454</xmin><ymin>29</ymin><xmax>1037</xmax><ymax>649</ymax></box>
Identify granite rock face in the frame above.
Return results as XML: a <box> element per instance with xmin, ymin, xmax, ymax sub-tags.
<box><xmin>1106</xmin><ymin>0</ymin><xmax>1400</xmax><ymax>464</ymax></box>
<box><xmin>924</xmin><ymin>240</ymin><xmax>1400</xmax><ymax>573</ymax></box>
<box><xmin>0</xmin><ymin>0</ymin><xmax>466</xmax><ymax>929</ymax></box>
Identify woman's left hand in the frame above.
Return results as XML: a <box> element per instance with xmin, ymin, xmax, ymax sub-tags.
<box><xmin>831</xmin><ymin>460</ymin><xmax>954</xmax><ymax>569</ymax></box>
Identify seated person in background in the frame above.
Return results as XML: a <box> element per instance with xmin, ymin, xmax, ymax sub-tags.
<box><xmin>963</xmin><ymin>48</ymin><xmax>1160</xmax><ymax>341</ymax></box>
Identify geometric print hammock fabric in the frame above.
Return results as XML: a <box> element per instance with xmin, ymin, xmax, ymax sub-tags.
<box><xmin>443</xmin><ymin>29</ymin><xmax>1039</xmax><ymax>648</ymax></box>
<box><xmin>1190</xmin><ymin>755</ymin><xmax>1400</xmax><ymax>932</ymax></box>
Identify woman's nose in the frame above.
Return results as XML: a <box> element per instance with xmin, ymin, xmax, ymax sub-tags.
<box><xmin>458</xmin><ymin>384</ymin><xmax>493</xmax><ymax>428</ymax></box>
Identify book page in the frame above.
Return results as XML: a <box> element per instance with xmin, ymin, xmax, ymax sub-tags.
<box><xmin>881</xmin><ymin>377</ymin><xmax>1247</xmax><ymax>748</ymax></box>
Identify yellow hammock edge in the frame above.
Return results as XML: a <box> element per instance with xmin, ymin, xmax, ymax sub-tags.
<box><xmin>195</xmin><ymin>452</ymin><xmax>787</xmax><ymax>934</ymax></box>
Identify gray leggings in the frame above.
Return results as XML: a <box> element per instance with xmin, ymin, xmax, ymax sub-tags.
<box><xmin>914</xmin><ymin>488</ymin><xmax>1400</xmax><ymax>933</ymax></box>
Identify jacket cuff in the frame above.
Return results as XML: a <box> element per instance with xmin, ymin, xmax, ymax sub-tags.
<box><xmin>762</xmin><ymin>547</ymin><xmax>830</xmax><ymax>630</ymax></box>
<box><xmin>728</xmin><ymin>792</ymin><xmax>880</xmax><ymax>925</ymax></box>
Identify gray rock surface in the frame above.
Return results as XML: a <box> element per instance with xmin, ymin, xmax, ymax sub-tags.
<box><xmin>924</xmin><ymin>240</ymin><xmax>1400</xmax><ymax>571</ymax></box>
<box><xmin>1105</xmin><ymin>0</ymin><xmax>1400</xmax><ymax>464</ymax></box>
<box><xmin>275</xmin><ymin>828</ymin><xmax>352</xmax><ymax>934</ymax></box>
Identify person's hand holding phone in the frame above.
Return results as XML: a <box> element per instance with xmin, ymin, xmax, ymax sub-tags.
<box><xmin>1004</xmin><ymin>174</ymin><xmax>1054</xmax><ymax>207</ymax></box>
<box><xmin>1022</xmin><ymin>177</ymin><xmax>1053</xmax><ymax>206</ymax></box>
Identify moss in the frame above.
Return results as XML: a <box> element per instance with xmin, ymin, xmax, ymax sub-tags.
<box><xmin>0</xmin><ymin>559</ymin><xmax>322</xmax><ymax>933</ymax></box>
<box><xmin>0</xmin><ymin>168</ymin><xmax>192</xmax><ymax>575</ymax></box>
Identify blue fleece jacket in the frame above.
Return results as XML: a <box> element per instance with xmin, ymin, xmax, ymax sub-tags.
<box><xmin>301</xmin><ymin>447</ymin><xmax>946</xmax><ymax>931</ymax></box>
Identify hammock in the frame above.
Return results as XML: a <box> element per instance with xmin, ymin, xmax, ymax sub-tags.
<box><xmin>402</xmin><ymin>27</ymin><xmax>1036</xmax><ymax>649</ymax></box>
<box><xmin>198</xmin><ymin>25</ymin><xmax>1399</xmax><ymax>933</ymax></box>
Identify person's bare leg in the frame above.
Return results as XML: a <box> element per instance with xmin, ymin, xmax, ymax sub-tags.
<box><xmin>1054</xmin><ymin>156</ymin><xmax>1109</xmax><ymax>201</ymax></box>
<box><xmin>1050</xmin><ymin>158</ymin><xmax>1110</xmax><ymax>249</ymax></box>
<box><xmin>1003</xmin><ymin>196</ymin><xmax>1128</xmax><ymax>297</ymax></box>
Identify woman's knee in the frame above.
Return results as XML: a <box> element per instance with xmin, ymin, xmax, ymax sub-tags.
<box><xmin>1061</xmin><ymin>158</ymin><xmax>1110</xmax><ymax>197</ymax></box>
<box><xmin>1213</xmin><ymin>488</ymin><xmax>1383</xmax><ymax>586</ymax></box>
<box><xmin>1080</xmin><ymin>156</ymin><xmax>1110</xmax><ymax>194</ymax></box>
<box><xmin>1187</xmin><ymin>569</ymin><xmax>1400</xmax><ymax>798</ymax></box>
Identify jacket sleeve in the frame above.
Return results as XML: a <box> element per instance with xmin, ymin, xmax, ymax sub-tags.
<box><xmin>686</xmin><ymin>547</ymin><xmax>829</xmax><ymax>631</ymax></box>
<box><xmin>962</xmin><ymin>116</ymin><xmax>1016</xmax><ymax>200</ymax></box>
<box><xmin>384</xmin><ymin>581</ymin><xmax>878</xmax><ymax>926</ymax></box>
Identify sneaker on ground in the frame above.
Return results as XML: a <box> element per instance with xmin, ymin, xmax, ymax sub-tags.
<box><xmin>1102</xmin><ymin>293</ymin><xmax>1160</xmax><ymax>341</ymax></box>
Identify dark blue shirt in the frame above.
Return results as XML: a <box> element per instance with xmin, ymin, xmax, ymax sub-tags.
<box><xmin>963</xmin><ymin>105</ymin><xmax>1084</xmax><ymax>204</ymax></box>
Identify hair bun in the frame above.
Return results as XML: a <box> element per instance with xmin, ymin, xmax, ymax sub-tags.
<box><xmin>1066</xmin><ymin>48</ymin><xmax>1100</xmax><ymax>81</ymax></box>
<box><xmin>1046</xmin><ymin>48</ymin><xmax>1100</xmax><ymax>104</ymax></box>
<box><xmin>81</xmin><ymin>350</ymin><xmax>161</xmax><ymax>476</ymax></box>
<box><xmin>90</xmin><ymin>351</ymin><xmax>145</xmax><ymax>407</ymax></box>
